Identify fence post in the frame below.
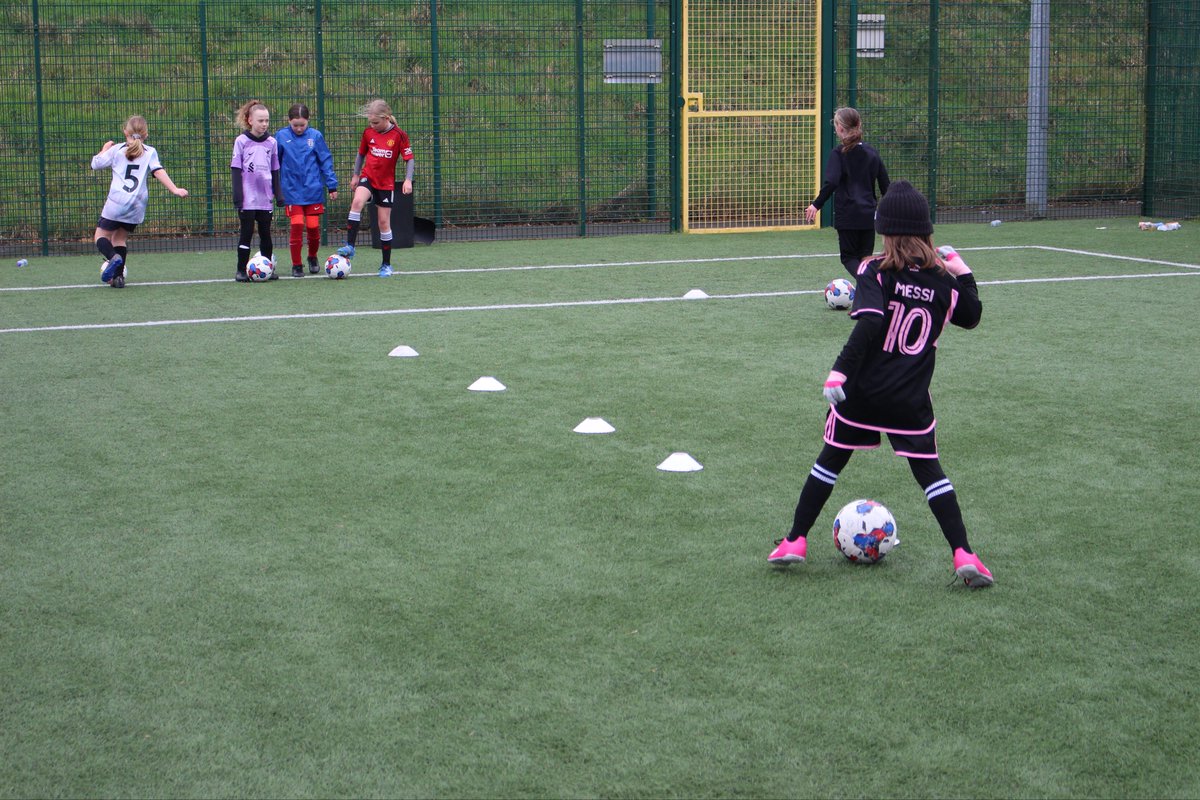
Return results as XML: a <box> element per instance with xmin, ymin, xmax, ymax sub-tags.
<box><xmin>669</xmin><ymin>0</ymin><xmax>681</xmax><ymax>232</ymax></box>
<box><xmin>1142</xmin><ymin>1</ymin><xmax>1157</xmax><ymax>216</ymax></box>
<box><xmin>32</xmin><ymin>0</ymin><xmax>49</xmax><ymax>256</ymax></box>
<box><xmin>200</xmin><ymin>2</ymin><xmax>214</xmax><ymax>237</ymax></box>
<box><xmin>1027</xmin><ymin>0</ymin><xmax>1049</xmax><ymax>218</ymax></box>
<box><xmin>926</xmin><ymin>0</ymin><xmax>939</xmax><ymax>220</ymax></box>
<box><xmin>645</xmin><ymin>0</ymin><xmax>657</xmax><ymax>219</ymax></box>
<box><xmin>430</xmin><ymin>0</ymin><xmax>443</xmax><ymax>228</ymax></box>
<box><xmin>847</xmin><ymin>0</ymin><xmax>858</xmax><ymax>108</ymax></box>
<box><xmin>821</xmin><ymin>0</ymin><xmax>836</xmax><ymax>228</ymax></box>
<box><xmin>575</xmin><ymin>0</ymin><xmax>587</xmax><ymax>236</ymax></box>
<box><xmin>315</xmin><ymin>0</ymin><xmax>326</xmax><ymax>242</ymax></box>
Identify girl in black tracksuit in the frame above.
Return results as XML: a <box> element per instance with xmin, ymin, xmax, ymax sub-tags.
<box><xmin>805</xmin><ymin>107</ymin><xmax>891</xmax><ymax>278</ymax></box>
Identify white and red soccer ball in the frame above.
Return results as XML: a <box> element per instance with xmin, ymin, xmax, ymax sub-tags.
<box><xmin>247</xmin><ymin>252</ymin><xmax>275</xmax><ymax>282</ymax></box>
<box><xmin>824</xmin><ymin>278</ymin><xmax>855</xmax><ymax>310</ymax></box>
<box><xmin>324</xmin><ymin>254</ymin><xmax>351</xmax><ymax>279</ymax></box>
<box><xmin>833</xmin><ymin>499</ymin><xmax>899</xmax><ymax>564</ymax></box>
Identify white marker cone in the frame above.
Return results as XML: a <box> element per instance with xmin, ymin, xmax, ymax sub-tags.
<box><xmin>573</xmin><ymin>417</ymin><xmax>615</xmax><ymax>434</ymax></box>
<box><xmin>468</xmin><ymin>376</ymin><xmax>506</xmax><ymax>392</ymax></box>
<box><xmin>683</xmin><ymin>288</ymin><xmax>709</xmax><ymax>299</ymax></box>
<box><xmin>388</xmin><ymin>345</ymin><xmax>419</xmax><ymax>357</ymax></box>
<box><xmin>657</xmin><ymin>452</ymin><xmax>703</xmax><ymax>472</ymax></box>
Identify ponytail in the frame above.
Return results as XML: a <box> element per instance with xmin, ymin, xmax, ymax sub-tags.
<box><xmin>833</xmin><ymin>107</ymin><xmax>863</xmax><ymax>153</ymax></box>
<box><xmin>124</xmin><ymin>115</ymin><xmax>148</xmax><ymax>159</ymax></box>
<box><xmin>236</xmin><ymin>99</ymin><xmax>268</xmax><ymax>129</ymax></box>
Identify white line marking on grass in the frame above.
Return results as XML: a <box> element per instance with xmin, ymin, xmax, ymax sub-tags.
<box><xmin>3</xmin><ymin>247</ymin><xmax>1197</xmax><ymax>294</ymax></box>
<box><xmin>971</xmin><ymin>245</ymin><xmax>1200</xmax><ymax>271</ymax></box>
<box><xmin>0</xmin><ymin>253</ymin><xmax>835</xmax><ymax>293</ymax></box>
<box><xmin>2</xmin><ymin>271</ymin><xmax>1197</xmax><ymax>335</ymax></box>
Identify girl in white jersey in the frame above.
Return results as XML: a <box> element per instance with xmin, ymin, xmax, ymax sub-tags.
<box><xmin>90</xmin><ymin>115</ymin><xmax>188</xmax><ymax>288</ymax></box>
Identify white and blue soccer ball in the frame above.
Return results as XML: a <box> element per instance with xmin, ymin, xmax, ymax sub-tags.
<box><xmin>324</xmin><ymin>253</ymin><xmax>351</xmax><ymax>279</ymax></box>
<box><xmin>833</xmin><ymin>499</ymin><xmax>899</xmax><ymax>564</ymax></box>
<box><xmin>824</xmin><ymin>278</ymin><xmax>855</xmax><ymax>310</ymax></box>
<box><xmin>247</xmin><ymin>252</ymin><xmax>275</xmax><ymax>282</ymax></box>
<box><xmin>100</xmin><ymin>259</ymin><xmax>126</xmax><ymax>282</ymax></box>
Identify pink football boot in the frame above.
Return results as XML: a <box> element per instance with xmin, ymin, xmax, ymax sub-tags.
<box><xmin>953</xmin><ymin>548</ymin><xmax>994</xmax><ymax>588</ymax></box>
<box><xmin>768</xmin><ymin>536</ymin><xmax>807</xmax><ymax>565</ymax></box>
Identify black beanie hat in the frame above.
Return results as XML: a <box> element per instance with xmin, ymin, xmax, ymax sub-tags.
<box><xmin>875</xmin><ymin>180</ymin><xmax>933</xmax><ymax>236</ymax></box>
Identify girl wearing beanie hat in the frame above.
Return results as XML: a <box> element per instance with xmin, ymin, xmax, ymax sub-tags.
<box><xmin>804</xmin><ymin>107</ymin><xmax>890</xmax><ymax>277</ymax></box>
<box><xmin>771</xmin><ymin>182</ymin><xmax>993</xmax><ymax>588</ymax></box>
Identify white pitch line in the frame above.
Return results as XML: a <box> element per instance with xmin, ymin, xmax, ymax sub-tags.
<box><xmin>4</xmin><ymin>245</ymin><xmax>1197</xmax><ymax>295</ymax></box>
<box><xmin>2</xmin><ymin>270</ymin><xmax>1197</xmax><ymax>335</ymax></box>
<box><xmin>1017</xmin><ymin>245</ymin><xmax>1200</xmax><ymax>270</ymax></box>
<box><xmin>0</xmin><ymin>252</ymin><xmax>834</xmax><ymax>293</ymax></box>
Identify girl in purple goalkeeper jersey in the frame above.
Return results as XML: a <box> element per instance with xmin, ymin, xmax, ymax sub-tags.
<box><xmin>90</xmin><ymin>115</ymin><xmax>188</xmax><ymax>288</ymax></box>
<box><xmin>231</xmin><ymin>100</ymin><xmax>285</xmax><ymax>282</ymax></box>
<box><xmin>770</xmin><ymin>180</ymin><xmax>994</xmax><ymax>589</ymax></box>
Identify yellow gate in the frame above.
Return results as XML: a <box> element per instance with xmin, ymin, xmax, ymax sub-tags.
<box><xmin>682</xmin><ymin>0</ymin><xmax>822</xmax><ymax>232</ymax></box>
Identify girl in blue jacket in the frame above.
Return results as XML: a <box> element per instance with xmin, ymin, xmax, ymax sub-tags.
<box><xmin>276</xmin><ymin>104</ymin><xmax>338</xmax><ymax>276</ymax></box>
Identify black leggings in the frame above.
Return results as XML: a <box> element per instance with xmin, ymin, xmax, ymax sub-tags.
<box><xmin>237</xmin><ymin>209</ymin><xmax>274</xmax><ymax>265</ymax></box>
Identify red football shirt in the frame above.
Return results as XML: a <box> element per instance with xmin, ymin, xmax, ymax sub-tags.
<box><xmin>357</xmin><ymin>125</ymin><xmax>413</xmax><ymax>191</ymax></box>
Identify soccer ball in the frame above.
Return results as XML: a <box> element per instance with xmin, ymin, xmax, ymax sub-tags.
<box><xmin>824</xmin><ymin>278</ymin><xmax>855</xmax><ymax>309</ymax></box>
<box><xmin>833</xmin><ymin>499</ymin><xmax>899</xmax><ymax>564</ymax></box>
<box><xmin>100</xmin><ymin>259</ymin><xmax>126</xmax><ymax>282</ymax></box>
<box><xmin>324</xmin><ymin>254</ymin><xmax>351</xmax><ymax>279</ymax></box>
<box><xmin>247</xmin><ymin>252</ymin><xmax>275</xmax><ymax>282</ymax></box>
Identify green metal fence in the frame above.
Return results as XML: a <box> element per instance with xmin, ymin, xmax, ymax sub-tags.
<box><xmin>1144</xmin><ymin>0</ymin><xmax>1200</xmax><ymax>219</ymax></box>
<box><xmin>831</xmin><ymin>0</ymin><xmax>1157</xmax><ymax>224</ymax></box>
<box><xmin>1</xmin><ymin>0</ymin><xmax>1196</xmax><ymax>256</ymax></box>
<box><xmin>1</xmin><ymin>0</ymin><xmax>676</xmax><ymax>256</ymax></box>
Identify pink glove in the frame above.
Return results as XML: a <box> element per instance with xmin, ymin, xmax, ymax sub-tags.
<box><xmin>823</xmin><ymin>370</ymin><xmax>847</xmax><ymax>404</ymax></box>
<box><xmin>937</xmin><ymin>245</ymin><xmax>972</xmax><ymax>277</ymax></box>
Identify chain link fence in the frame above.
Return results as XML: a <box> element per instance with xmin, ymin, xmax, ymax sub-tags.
<box><xmin>830</xmin><ymin>0</ymin><xmax>1163</xmax><ymax>224</ymax></box>
<box><xmin>1</xmin><ymin>0</ymin><xmax>675</xmax><ymax>256</ymax></box>
<box><xmin>1</xmin><ymin>0</ymin><xmax>1195</xmax><ymax>255</ymax></box>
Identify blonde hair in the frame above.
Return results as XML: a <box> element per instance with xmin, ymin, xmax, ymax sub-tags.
<box><xmin>124</xmin><ymin>115</ymin><xmax>148</xmax><ymax>159</ymax></box>
<box><xmin>359</xmin><ymin>98</ymin><xmax>396</xmax><ymax>127</ymax></box>
<box><xmin>833</xmin><ymin>107</ymin><xmax>863</xmax><ymax>153</ymax></box>
<box><xmin>877</xmin><ymin>234</ymin><xmax>946</xmax><ymax>274</ymax></box>
<box><xmin>236</xmin><ymin>99</ymin><xmax>269</xmax><ymax>129</ymax></box>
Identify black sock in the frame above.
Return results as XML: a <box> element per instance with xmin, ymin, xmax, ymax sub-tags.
<box><xmin>115</xmin><ymin>246</ymin><xmax>127</xmax><ymax>264</ymax></box>
<box><xmin>927</xmin><ymin>491</ymin><xmax>970</xmax><ymax>552</ymax></box>
<box><xmin>96</xmin><ymin>237</ymin><xmax>116</xmax><ymax>260</ymax></box>
<box><xmin>789</xmin><ymin>444</ymin><xmax>853</xmax><ymax>540</ymax></box>
<box><xmin>346</xmin><ymin>219</ymin><xmax>360</xmax><ymax>247</ymax></box>
<box><xmin>237</xmin><ymin>246</ymin><xmax>251</xmax><ymax>272</ymax></box>
<box><xmin>909</xmin><ymin>458</ymin><xmax>971</xmax><ymax>552</ymax></box>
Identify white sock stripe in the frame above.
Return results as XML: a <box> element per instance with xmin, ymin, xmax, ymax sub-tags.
<box><xmin>810</xmin><ymin>464</ymin><xmax>838</xmax><ymax>485</ymax></box>
<box><xmin>380</xmin><ymin>232</ymin><xmax>393</xmax><ymax>241</ymax></box>
<box><xmin>348</xmin><ymin>212</ymin><xmax>362</xmax><ymax>222</ymax></box>
<box><xmin>925</xmin><ymin>480</ymin><xmax>955</xmax><ymax>500</ymax></box>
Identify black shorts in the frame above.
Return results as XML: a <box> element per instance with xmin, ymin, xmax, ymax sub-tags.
<box><xmin>97</xmin><ymin>216</ymin><xmax>138</xmax><ymax>233</ymax></box>
<box><xmin>359</xmin><ymin>177</ymin><xmax>394</xmax><ymax>208</ymax></box>
<box><xmin>823</xmin><ymin>408</ymin><xmax>939</xmax><ymax>459</ymax></box>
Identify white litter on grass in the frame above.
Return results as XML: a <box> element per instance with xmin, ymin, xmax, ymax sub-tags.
<box><xmin>468</xmin><ymin>376</ymin><xmax>506</xmax><ymax>392</ymax></box>
<box><xmin>683</xmin><ymin>288</ymin><xmax>709</xmax><ymax>299</ymax></box>
<box><xmin>573</xmin><ymin>417</ymin><xmax>615</xmax><ymax>434</ymax></box>
<box><xmin>657</xmin><ymin>452</ymin><xmax>703</xmax><ymax>472</ymax></box>
<box><xmin>388</xmin><ymin>345</ymin><xmax>419</xmax><ymax>357</ymax></box>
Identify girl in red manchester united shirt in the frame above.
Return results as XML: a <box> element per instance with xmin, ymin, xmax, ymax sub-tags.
<box><xmin>335</xmin><ymin>99</ymin><xmax>414</xmax><ymax>277</ymax></box>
